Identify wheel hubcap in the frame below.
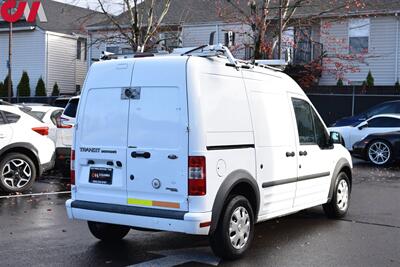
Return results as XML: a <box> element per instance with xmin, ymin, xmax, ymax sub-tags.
<box><xmin>336</xmin><ymin>179</ymin><xmax>349</xmax><ymax>211</ymax></box>
<box><xmin>368</xmin><ymin>142</ymin><xmax>390</xmax><ymax>165</ymax></box>
<box><xmin>1</xmin><ymin>159</ymin><xmax>32</xmax><ymax>189</ymax></box>
<box><xmin>229</xmin><ymin>206</ymin><xmax>250</xmax><ymax>250</ymax></box>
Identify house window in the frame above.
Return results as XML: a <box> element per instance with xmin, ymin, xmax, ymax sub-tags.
<box><xmin>106</xmin><ymin>46</ymin><xmax>119</xmax><ymax>54</ymax></box>
<box><xmin>159</xmin><ymin>32</ymin><xmax>181</xmax><ymax>51</ymax></box>
<box><xmin>121</xmin><ymin>48</ymin><xmax>133</xmax><ymax>55</ymax></box>
<box><xmin>224</xmin><ymin>31</ymin><xmax>235</xmax><ymax>47</ymax></box>
<box><xmin>77</xmin><ymin>40</ymin><xmax>82</xmax><ymax>60</ymax></box>
<box><xmin>245</xmin><ymin>46</ymin><xmax>254</xmax><ymax>60</ymax></box>
<box><xmin>349</xmin><ymin>18</ymin><xmax>370</xmax><ymax>54</ymax></box>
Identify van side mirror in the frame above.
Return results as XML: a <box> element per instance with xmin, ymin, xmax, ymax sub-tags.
<box><xmin>358</xmin><ymin>121</ymin><xmax>368</xmax><ymax>130</ymax></box>
<box><xmin>330</xmin><ymin>131</ymin><xmax>344</xmax><ymax>145</ymax></box>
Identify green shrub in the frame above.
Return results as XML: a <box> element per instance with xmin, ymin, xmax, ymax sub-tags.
<box><xmin>3</xmin><ymin>75</ymin><xmax>13</xmax><ymax>97</ymax></box>
<box><xmin>17</xmin><ymin>71</ymin><xmax>31</xmax><ymax>97</ymax></box>
<box><xmin>395</xmin><ymin>80</ymin><xmax>400</xmax><ymax>92</ymax></box>
<box><xmin>51</xmin><ymin>82</ymin><xmax>60</xmax><ymax>96</ymax></box>
<box><xmin>366</xmin><ymin>70</ymin><xmax>374</xmax><ymax>88</ymax></box>
<box><xmin>35</xmin><ymin>77</ymin><xmax>47</xmax><ymax>96</ymax></box>
<box><xmin>336</xmin><ymin>78</ymin><xmax>344</xmax><ymax>87</ymax></box>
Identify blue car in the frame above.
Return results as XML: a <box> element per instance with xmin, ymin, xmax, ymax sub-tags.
<box><xmin>332</xmin><ymin>100</ymin><xmax>400</xmax><ymax>127</ymax></box>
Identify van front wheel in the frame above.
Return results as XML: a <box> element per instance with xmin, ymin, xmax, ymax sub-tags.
<box><xmin>323</xmin><ymin>172</ymin><xmax>351</xmax><ymax>218</ymax></box>
<box><xmin>209</xmin><ymin>195</ymin><xmax>254</xmax><ymax>260</ymax></box>
<box><xmin>88</xmin><ymin>221</ymin><xmax>130</xmax><ymax>242</ymax></box>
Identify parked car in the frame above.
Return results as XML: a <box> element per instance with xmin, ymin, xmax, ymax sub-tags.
<box><xmin>331</xmin><ymin>100</ymin><xmax>400</xmax><ymax>127</ymax></box>
<box><xmin>24</xmin><ymin>105</ymin><xmax>64</xmax><ymax>143</ymax></box>
<box><xmin>352</xmin><ymin>131</ymin><xmax>400</xmax><ymax>166</ymax></box>
<box><xmin>55</xmin><ymin>96</ymin><xmax>79</xmax><ymax>176</ymax></box>
<box><xmin>53</xmin><ymin>96</ymin><xmax>74</xmax><ymax>108</ymax></box>
<box><xmin>0</xmin><ymin>100</ymin><xmax>14</xmax><ymax>106</ymax></box>
<box><xmin>66</xmin><ymin>52</ymin><xmax>353</xmax><ymax>260</ymax></box>
<box><xmin>329</xmin><ymin>114</ymin><xmax>400</xmax><ymax>151</ymax></box>
<box><xmin>0</xmin><ymin>105</ymin><xmax>55</xmax><ymax>193</ymax></box>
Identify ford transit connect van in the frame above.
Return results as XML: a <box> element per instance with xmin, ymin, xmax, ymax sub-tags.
<box><xmin>66</xmin><ymin>45</ymin><xmax>352</xmax><ymax>260</ymax></box>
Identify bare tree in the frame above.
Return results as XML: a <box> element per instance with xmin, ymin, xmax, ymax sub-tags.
<box><xmin>218</xmin><ymin>0</ymin><xmax>310</xmax><ymax>60</ymax></box>
<box><xmin>96</xmin><ymin>0</ymin><xmax>172</xmax><ymax>52</ymax></box>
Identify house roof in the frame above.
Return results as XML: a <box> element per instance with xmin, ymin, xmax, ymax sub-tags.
<box><xmin>88</xmin><ymin>0</ymin><xmax>400</xmax><ymax>29</ymax></box>
<box><xmin>0</xmin><ymin>0</ymin><xmax>106</xmax><ymax>34</ymax></box>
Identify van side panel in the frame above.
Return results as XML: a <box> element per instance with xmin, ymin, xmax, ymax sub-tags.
<box><xmin>243</xmin><ymin>71</ymin><xmax>299</xmax><ymax>218</ymax></box>
<box><xmin>186</xmin><ymin>57</ymin><xmax>256</xmax><ymax>213</ymax></box>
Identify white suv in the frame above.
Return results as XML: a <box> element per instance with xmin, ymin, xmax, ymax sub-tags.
<box><xmin>0</xmin><ymin>105</ymin><xmax>55</xmax><ymax>192</ymax></box>
<box><xmin>66</xmin><ymin>48</ymin><xmax>352</xmax><ymax>259</ymax></box>
<box><xmin>55</xmin><ymin>96</ymin><xmax>79</xmax><ymax>175</ymax></box>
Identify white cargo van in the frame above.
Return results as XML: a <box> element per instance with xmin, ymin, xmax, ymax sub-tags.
<box><xmin>66</xmin><ymin>45</ymin><xmax>352</xmax><ymax>260</ymax></box>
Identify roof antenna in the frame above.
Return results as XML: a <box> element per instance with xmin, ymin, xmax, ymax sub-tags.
<box><xmin>209</xmin><ymin>31</ymin><xmax>216</xmax><ymax>45</ymax></box>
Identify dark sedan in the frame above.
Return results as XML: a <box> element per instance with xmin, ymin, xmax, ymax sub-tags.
<box><xmin>353</xmin><ymin>131</ymin><xmax>400</xmax><ymax>166</ymax></box>
<box><xmin>332</xmin><ymin>100</ymin><xmax>400</xmax><ymax>127</ymax></box>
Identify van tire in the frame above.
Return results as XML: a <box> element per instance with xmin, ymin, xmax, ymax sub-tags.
<box><xmin>88</xmin><ymin>221</ymin><xmax>130</xmax><ymax>242</ymax></box>
<box><xmin>0</xmin><ymin>153</ymin><xmax>37</xmax><ymax>193</ymax></box>
<box><xmin>323</xmin><ymin>172</ymin><xmax>351</xmax><ymax>219</ymax></box>
<box><xmin>209</xmin><ymin>195</ymin><xmax>254</xmax><ymax>260</ymax></box>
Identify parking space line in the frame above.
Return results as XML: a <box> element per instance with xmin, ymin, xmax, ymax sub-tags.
<box><xmin>0</xmin><ymin>191</ymin><xmax>71</xmax><ymax>199</ymax></box>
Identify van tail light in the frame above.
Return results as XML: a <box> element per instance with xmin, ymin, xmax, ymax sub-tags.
<box><xmin>70</xmin><ymin>150</ymin><xmax>75</xmax><ymax>185</ymax></box>
<box><xmin>188</xmin><ymin>156</ymin><xmax>206</xmax><ymax>196</ymax></box>
<box><xmin>32</xmin><ymin>127</ymin><xmax>49</xmax><ymax>136</ymax></box>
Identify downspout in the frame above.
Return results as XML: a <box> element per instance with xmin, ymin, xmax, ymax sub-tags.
<box><xmin>216</xmin><ymin>24</ymin><xmax>220</xmax><ymax>43</ymax></box>
<box><xmin>395</xmin><ymin>13</ymin><xmax>399</xmax><ymax>84</ymax></box>
<box><xmin>88</xmin><ymin>32</ymin><xmax>92</xmax><ymax>69</ymax></box>
<box><xmin>45</xmin><ymin>31</ymin><xmax>49</xmax><ymax>95</ymax></box>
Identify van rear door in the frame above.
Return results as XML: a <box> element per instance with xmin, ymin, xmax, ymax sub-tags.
<box><xmin>75</xmin><ymin>62</ymin><xmax>134</xmax><ymax>205</ymax></box>
<box><xmin>126</xmin><ymin>60</ymin><xmax>189</xmax><ymax>212</ymax></box>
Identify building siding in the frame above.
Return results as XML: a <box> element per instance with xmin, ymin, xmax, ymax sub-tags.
<box><xmin>396</xmin><ymin>17</ymin><xmax>400</xmax><ymax>83</ymax></box>
<box><xmin>0</xmin><ymin>29</ymin><xmax>46</xmax><ymax>96</ymax></box>
<box><xmin>319</xmin><ymin>16</ymin><xmax>400</xmax><ymax>86</ymax></box>
<box><xmin>46</xmin><ymin>32</ymin><xmax>78</xmax><ymax>94</ymax></box>
<box><xmin>182</xmin><ymin>23</ymin><xmax>252</xmax><ymax>59</ymax></box>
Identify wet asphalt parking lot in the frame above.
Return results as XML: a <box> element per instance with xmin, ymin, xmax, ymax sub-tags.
<box><xmin>0</xmin><ymin>159</ymin><xmax>399</xmax><ymax>267</ymax></box>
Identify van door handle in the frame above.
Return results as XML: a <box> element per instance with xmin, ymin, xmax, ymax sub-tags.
<box><xmin>131</xmin><ymin>151</ymin><xmax>151</xmax><ymax>159</ymax></box>
<box><xmin>299</xmin><ymin>151</ymin><xmax>308</xmax><ymax>156</ymax></box>
<box><xmin>286</xmin><ymin>152</ymin><xmax>295</xmax><ymax>157</ymax></box>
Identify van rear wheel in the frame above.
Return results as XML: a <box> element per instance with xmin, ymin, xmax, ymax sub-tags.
<box><xmin>88</xmin><ymin>221</ymin><xmax>130</xmax><ymax>242</ymax></box>
<box><xmin>209</xmin><ymin>195</ymin><xmax>254</xmax><ymax>260</ymax></box>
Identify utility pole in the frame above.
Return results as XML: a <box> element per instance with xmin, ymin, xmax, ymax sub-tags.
<box><xmin>277</xmin><ymin>0</ymin><xmax>282</xmax><ymax>59</ymax></box>
<box><xmin>8</xmin><ymin>21</ymin><xmax>12</xmax><ymax>102</ymax></box>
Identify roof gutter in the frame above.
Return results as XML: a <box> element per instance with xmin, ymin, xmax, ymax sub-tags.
<box><xmin>86</xmin><ymin>22</ymin><xmax>179</xmax><ymax>32</ymax></box>
<box><xmin>0</xmin><ymin>26</ymin><xmax>35</xmax><ymax>32</ymax></box>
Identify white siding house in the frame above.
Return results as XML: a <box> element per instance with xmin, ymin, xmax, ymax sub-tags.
<box><xmin>319</xmin><ymin>16</ymin><xmax>400</xmax><ymax>86</ymax></box>
<box><xmin>0</xmin><ymin>28</ymin><xmax>88</xmax><ymax>95</ymax></box>
<box><xmin>182</xmin><ymin>23</ymin><xmax>252</xmax><ymax>59</ymax></box>
<box><xmin>0</xmin><ymin>29</ymin><xmax>46</xmax><ymax>94</ymax></box>
<box><xmin>0</xmin><ymin>0</ymin><xmax>104</xmax><ymax>96</ymax></box>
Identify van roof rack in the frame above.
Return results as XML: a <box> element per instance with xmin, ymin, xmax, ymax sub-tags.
<box><xmin>178</xmin><ymin>44</ymin><xmax>285</xmax><ymax>72</ymax></box>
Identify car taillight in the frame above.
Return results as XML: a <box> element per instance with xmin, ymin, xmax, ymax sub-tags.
<box><xmin>188</xmin><ymin>156</ymin><xmax>206</xmax><ymax>196</ymax></box>
<box><xmin>70</xmin><ymin>150</ymin><xmax>75</xmax><ymax>185</ymax></box>
<box><xmin>56</xmin><ymin>116</ymin><xmax>73</xmax><ymax>129</ymax></box>
<box><xmin>32</xmin><ymin>127</ymin><xmax>49</xmax><ymax>136</ymax></box>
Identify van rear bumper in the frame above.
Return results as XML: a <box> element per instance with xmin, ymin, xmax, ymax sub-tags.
<box><xmin>66</xmin><ymin>199</ymin><xmax>211</xmax><ymax>235</ymax></box>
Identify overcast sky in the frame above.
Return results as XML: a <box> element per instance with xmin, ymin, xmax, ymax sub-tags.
<box><xmin>54</xmin><ymin>0</ymin><xmax>124</xmax><ymax>15</ymax></box>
